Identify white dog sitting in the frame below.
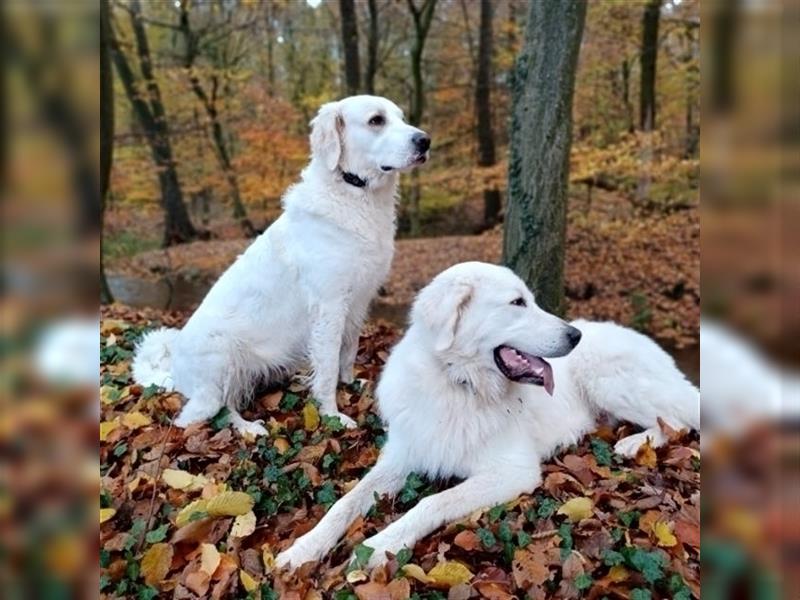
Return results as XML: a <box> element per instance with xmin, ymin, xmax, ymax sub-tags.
<box><xmin>132</xmin><ymin>96</ymin><xmax>430</xmax><ymax>435</ymax></box>
<box><xmin>277</xmin><ymin>261</ymin><xmax>699</xmax><ymax>569</ymax></box>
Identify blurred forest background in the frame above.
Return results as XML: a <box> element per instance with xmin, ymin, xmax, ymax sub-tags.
<box><xmin>103</xmin><ymin>0</ymin><xmax>699</xmax><ymax>351</ymax></box>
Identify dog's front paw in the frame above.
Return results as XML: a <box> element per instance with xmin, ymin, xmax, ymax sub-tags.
<box><xmin>275</xmin><ymin>543</ymin><xmax>319</xmax><ymax>571</ymax></box>
<box><xmin>614</xmin><ymin>431</ymin><xmax>652</xmax><ymax>458</ymax></box>
<box><xmin>233</xmin><ymin>418</ymin><xmax>268</xmax><ymax>438</ymax></box>
<box><xmin>339</xmin><ymin>368</ymin><xmax>355</xmax><ymax>385</ymax></box>
<box><xmin>321</xmin><ymin>410</ymin><xmax>357</xmax><ymax>429</ymax></box>
<box><xmin>356</xmin><ymin>534</ymin><xmax>408</xmax><ymax>569</ymax></box>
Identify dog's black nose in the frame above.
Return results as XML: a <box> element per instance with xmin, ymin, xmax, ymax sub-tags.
<box><xmin>413</xmin><ymin>132</ymin><xmax>431</xmax><ymax>153</ymax></box>
<box><xmin>567</xmin><ymin>326</ymin><xmax>582</xmax><ymax>348</ymax></box>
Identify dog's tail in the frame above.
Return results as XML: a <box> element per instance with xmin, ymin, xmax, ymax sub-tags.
<box><xmin>131</xmin><ymin>327</ymin><xmax>179</xmax><ymax>390</ymax></box>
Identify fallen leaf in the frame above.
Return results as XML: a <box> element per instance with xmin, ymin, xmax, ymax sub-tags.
<box><xmin>175</xmin><ymin>498</ymin><xmax>210</xmax><ymax>527</ymax></box>
<box><xmin>557</xmin><ymin>496</ymin><xmax>594</xmax><ymax>522</ymax></box>
<box><xmin>274</xmin><ymin>438</ymin><xmax>290</xmax><ymax>454</ymax></box>
<box><xmin>401</xmin><ymin>564</ymin><xmax>433</xmax><ymax>583</ymax></box>
<box><xmin>141</xmin><ymin>542</ymin><xmax>173</xmax><ymax>586</ymax></box>
<box><xmin>512</xmin><ymin>548</ymin><xmax>551</xmax><ymax>587</ymax></box>
<box><xmin>239</xmin><ymin>569</ymin><xmax>258</xmax><ymax>592</ymax></box>
<box><xmin>387</xmin><ymin>577</ymin><xmax>411</xmax><ymax>600</ymax></box>
<box><xmin>354</xmin><ymin>582</ymin><xmax>391</xmax><ymax>600</ymax></box>
<box><xmin>636</xmin><ymin>439</ymin><xmax>658</xmax><ymax>468</ymax></box>
<box><xmin>230</xmin><ymin>511</ymin><xmax>257</xmax><ymax>538</ymax></box>
<box><xmin>122</xmin><ymin>411</ymin><xmax>152</xmax><ymax>430</ymax></box>
<box><xmin>162</xmin><ymin>469</ymin><xmax>195</xmax><ymax>490</ymax></box>
<box><xmin>261</xmin><ymin>544</ymin><xmax>275</xmax><ymax>573</ymax></box>
<box><xmin>427</xmin><ymin>561</ymin><xmax>473</xmax><ymax>588</ymax></box>
<box><xmin>99</xmin><ymin>420</ymin><xmax>119</xmax><ymax>442</ymax></box>
<box><xmin>200</xmin><ymin>543</ymin><xmax>221</xmax><ymax>576</ymax></box>
<box><xmin>185</xmin><ymin>570</ymin><xmax>211</xmax><ymax>596</ymax></box>
<box><xmin>99</xmin><ymin>507</ymin><xmax>116</xmax><ymax>524</ymax></box>
<box><xmin>453</xmin><ymin>530</ymin><xmax>480</xmax><ymax>551</ymax></box>
<box><xmin>206</xmin><ymin>491</ymin><xmax>254</xmax><ymax>517</ymax></box>
<box><xmin>303</xmin><ymin>402</ymin><xmax>320</xmax><ymax>431</ymax></box>
<box><xmin>653</xmin><ymin>521</ymin><xmax>678</xmax><ymax>547</ymax></box>
<box><xmin>608</xmin><ymin>565</ymin><xmax>629</xmax><ymax>582</ymax></box>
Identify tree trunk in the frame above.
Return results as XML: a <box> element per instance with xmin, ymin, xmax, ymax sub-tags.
<box><xmin>365</xmin><ymin>0</ymin><xmax>379</xmax><ymax>94</ymax></box>
<box><xmin>111</xmin><ymin>0</ymin><xmax>196</xmax><ymax>246</ymax></box>
<box><xmin>339</xmin><ymin>0</ymin><xmax>361</xmax><ymax>95</ymax></box>
<box><xmin>475</xmin><ymin>0</ymin><xmax>500</xmax><ymax>228</ymax></box>
<box><xmin>621</xmin><ymin>59</ymin><xmax>634</xmax><ymax>133</ymax></box>
<box><xmin>502</xmin><ymin>0</ymin><xmax>587</xmax><ymax>317</ymax></box>
<box><xmin>406</xmin><ymin>0</ymin><xmax>437</xmax><ymax>236</ymax></box>
<box><xmin>639</xmin><ymin>0</ymin><xmax>661</xmax><ymax>131</ymax></box>
<box><xmin>683</xmin><ymin>24</ymin><xmax>699</xmax><ymax>158</ymax></box>
<box><xmin>100</xmin><ymin>0</ymin><xmax>114</xmax><ymax>303</ymax></box>
<box><xmin>178</xmin><ymin>5</ymin><xmax>256</xmax><ymax>237</ymax></box>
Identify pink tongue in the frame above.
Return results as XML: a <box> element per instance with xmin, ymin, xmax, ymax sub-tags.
<box><xmin>499</xmin><ymin>348</ymin><xmax>555</xmax><ymax>395</ymax></box>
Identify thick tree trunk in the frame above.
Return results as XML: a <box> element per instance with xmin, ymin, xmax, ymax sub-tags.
<box><xmin>100</xmin><ymin>0</ymin><xmax>114</xmax><ymax>303</ymax></box>
<box><xmin>639</xmin><ymin>0</ymin><xmax>661</xmax><ymax>131</ymax></box>
<box><xmin>475</xmin><ymin>0</ymin><xmax>500</xmax><ymax>228</ymax></box>
<box><xmin>502</xmin><ymin>0</ymin><xmax>587</xmax><ymax>317</ymax></box>
<box><xmin>406</xmin><ymin>0</ymin><xmax>437</xmax><ymax>236</ymax></box>
<box><xmin>339</xmin><ymin>0</ymin><xmax>361</xmax><ymax>95</ymax></box>
<box><xmin>111</xmin><ymin>0</ymin><xmax>196</xmax><ymax>246</ymax></box>
<box><xmin>621</xmin><ymin>59</ymin><xmax>634</xmax><ymax>133</ymax></box>
<box><xmin>365</xmin><ymin>0</ymin><xmax>378</xmax><ymax>94</ymax></box>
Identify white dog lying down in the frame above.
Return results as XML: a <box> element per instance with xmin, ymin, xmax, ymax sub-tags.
<box><xmin>132</xmin><ymin>96</ymin><xmax>430</xmax><ymax>435</ymax></box>
<box><xmin>277</xmin><ymin>261</ymin><xmax>699</xmax><ymax>569</ymax></box>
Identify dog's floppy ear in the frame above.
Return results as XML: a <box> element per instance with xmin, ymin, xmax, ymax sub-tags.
<box><xmin>310</xmin><ymin>101</ymin><xmax>343</xmax><ymax>171</ymax></box>
<box><xmin>412</xmin><ymin>278</ymin><xmax>474</xmax><ymax>352</ymax></box>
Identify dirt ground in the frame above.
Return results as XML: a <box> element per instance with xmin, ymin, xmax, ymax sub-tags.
<box><xmin>107</xmin><ymin>192</ymin><xmax>699</xmax><ymax>348</ymax></box>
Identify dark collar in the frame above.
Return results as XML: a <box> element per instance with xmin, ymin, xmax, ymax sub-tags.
<box><xmin>341</xmin><ymin>171</ymin><xmax>367</xmax><ymax>188</ymax></box>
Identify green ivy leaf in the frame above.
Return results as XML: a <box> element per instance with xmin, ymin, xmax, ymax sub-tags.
<box><xmin>477</xmin><ymin>528</ymin><xmax>496</xmax><ymax>548</ymax></box>
<box><xmin>145</xmin><ymin>523</ymin><xmax>169</xmax><ymax>544</ymax></box>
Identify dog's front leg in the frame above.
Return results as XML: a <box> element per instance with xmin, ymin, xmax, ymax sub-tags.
<box><xmin>309</xmin><ymin>304</ymin><xmax>356</xmax><ymax>427</ymax></box>
<box><xmin>359</xmin><ymin>467</ymin><xmax>541</xmax><ymax>568</ymax></box>
<box><xmin>276</xmin><ymin>454</ymin><xmax>409</xmax><ymax>569</ymax></box>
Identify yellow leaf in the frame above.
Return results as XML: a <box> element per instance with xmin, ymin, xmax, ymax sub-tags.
<box><xmin>653</xmin><ymin>521</ymin><xmax>678</xmax><ymax>547</ymax></box>
<box><xmin>230</xmin><ymin>511</ymin><xmax>257</xmax><ymax>538</ymax></box>
<box><xmin>100</xmin><ymin>385</ymin><xmax>118</xmax><ymax>405</ymax></box>
<box><xmin>175</xmin><ymin>498</ymin><xmax>209</xmax><ymax>527</ymax></box>
<box><xmin>141</xmin><ymin>543</ymin><xmax>173</xmax><ymax>586</ymax></box>
<box><xmin>100</xmin><ymin>507</ymin><xmax>116</xmax><ymax>524</ymax></box>
<box><xmin>206</xmin><ymin>491</ymin><xmax>255</xmax><ymax>517</ymax></box>
<box><xmin>303</xmin><ymin>402</ymin><xmax>320</xmax><ymax>431</ymax></box>
<box><xmin>99</xmin><ymin>420</ymin><xmax>119</xmax><ymax>441</ymax></box>
<box><xmin>239</xmin><ymin>569</ymin><xmax>259</xmax><ymax>592</ymax></box>
<box><xmin>261</xmin><ymin>544</ymin><xmax>275</xmax><ymax>573</ymax></box>
<box><xmin>608</xmin><ymin>565</ymin><xmax>629</xmax><ymax>582</ymax></box>
<box><xmin>122</xmin><ymin>411</ymin><xmax>152</xmax><ymax>430</ymax></box>
<box><xmin>401</xmin><ymin>564</ymin><xmax>433</xmax><ymax>583</ymax></box>
<box><xmin>426</xmin><ymin>561</ymin><xmax>474</xmax><ymax>587</ymax></box>
<box><xmin>162</xmin><ymin>469</ymin><xmax>195</xmax><ymax>490</ymax></box>
<box><xmin>274</xmin><ymin>437</ymin><xmax>290</xmax><ymax>454</ymax></box>
<box><xmin>200</xmin><ymin>543</ymin><xmax>221</xmax><ymax>576</ymax></box>
<box><xmin>101</xmin><ymin>319</ymin><xmax>129</xmax><ymax>336</ymax></box>
<box><xmin>346</xmin><ymin>569</ymin><xmax>368</xmax><ymax>583</ymax></box>
<box><xmin>635</xmin><ymin>439</ymin><xmax>658</xmax><ymax>468</ymax></box>
<box><xmin>557</xmin><ymin>497</ymin><xmax>594</xmax><ymax>522</ymax></box>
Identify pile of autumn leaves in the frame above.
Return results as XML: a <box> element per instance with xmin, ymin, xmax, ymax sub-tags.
<box><xmin>100</xmin><ymin>305</ymin><xmax>700</xmax><ymax>599</ymax></box>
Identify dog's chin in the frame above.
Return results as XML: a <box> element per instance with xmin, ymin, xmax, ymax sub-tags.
<box><xmin>493</xmin><ymin>345</ymin><xmax>555</xmax><ymax>396</ymax></box>
<box><xmin>380</xmin><ymin>152</ymin><xmax>429</xmax><ymax>173</ymax></box>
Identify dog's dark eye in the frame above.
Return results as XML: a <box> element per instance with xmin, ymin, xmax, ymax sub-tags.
<box><xmin>510</xmin><ymin>297</ymin><xmax>526</xmax><ymax>307</ymax></box>
<box><xmin>368</xmin><ymin>115</ymin><xmax>385</xmax><ymax>127</ymax></box>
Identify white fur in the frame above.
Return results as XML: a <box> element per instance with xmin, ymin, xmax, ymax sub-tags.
<box><xmin>131</xmin><ymin>96</ymin><xmax>429</xmax><ymax>435</ymax></box>
<box><xmin>277</xmin><ymin>262</ymin><xmax>699</xmax><ymax>569</ymax></box>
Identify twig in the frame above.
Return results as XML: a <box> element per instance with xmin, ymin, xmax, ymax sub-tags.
<box><xmin>136</xmin><ymin>414</ymin><xmax>174</xmax><ymax>553</ymax></box>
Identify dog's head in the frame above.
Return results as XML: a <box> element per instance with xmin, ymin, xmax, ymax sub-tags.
<box><xmin>309</xmin><ymin>95</ymin><xmax>430</xmax><ymax>177</ymax></box>
<box><xmin>411</xmin><ymin>262</ymin><xmax>582</xmax><ymax>396</ymax></box>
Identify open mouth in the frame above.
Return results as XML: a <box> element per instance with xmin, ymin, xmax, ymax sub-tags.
<box><xmin>493</xmin><ymin>345</ymin><xmax>554</xmax><ymax>395</ymax></box>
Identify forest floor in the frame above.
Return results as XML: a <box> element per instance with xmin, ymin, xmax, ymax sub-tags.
<box><xmin>106</xmin><ymin>191</ymin><xmax>700</xmax><ymax>348</ymax></box>
<box><xmin>100</xmin><ymin>304</ymin><xmax>700</xmax><ymax>600</ymax></box>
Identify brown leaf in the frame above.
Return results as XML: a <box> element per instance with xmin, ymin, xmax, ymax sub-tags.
<box><xmin>512</xmin><ymin>548</ymin><xmax>551</xmax><ymax>588</ymax></box>
<box><xmin>185</xmin><ymin>570</ymin><xmax>211</xmax><ymax>596</ymax></box>
<box><xmin>453</xmin><ymin>530</ymin><xmax>481</xmax><ymax>551</ymax></box>
<box><xmin>635</xmin><ymin>439</ymin><xmax>658</xmax><ymax>468</ymax></box>
<box><xmin>141</xmin><ymin>543</ymin><xmax>174</xmax><ymax>586</ymax></box>
<box><xmin>355</xmin><ymin>582</ymin><xmax>392</xmax><ymax>600</ymax></box>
